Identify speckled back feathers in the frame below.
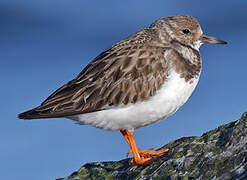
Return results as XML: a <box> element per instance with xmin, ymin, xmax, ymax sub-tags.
<box><xmin>18</xmin><ymin>15</ymin><xmax>203</xmax><ymax>119</ymax></box>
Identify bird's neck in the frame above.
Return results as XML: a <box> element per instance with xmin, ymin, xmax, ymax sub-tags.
<box><xmin>167</xmin><ymin>41</ymin><xmax>202</xmax><ymax>82</ymax></box>
<box><xmin>171</xmin><ymin>41</ymin><xmax>202</xmax><ymax>67</ymax></box>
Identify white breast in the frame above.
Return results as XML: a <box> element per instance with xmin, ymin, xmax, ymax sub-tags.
<box><xmin>68</xmin><ymin>69</ymin><xmax>200</xmax><ymax>131</ymax></box>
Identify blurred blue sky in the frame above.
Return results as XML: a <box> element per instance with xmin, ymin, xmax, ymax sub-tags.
<box><xmin>1</xmin><ymin>0</ymin><xmax>247</xmax><ymax>179</ymax></box>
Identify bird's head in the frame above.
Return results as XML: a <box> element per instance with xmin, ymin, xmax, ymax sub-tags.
<box><xmin>152</xmin><ymin>15</ymin><xmax>227</xmax><ymax>50</ymax></box>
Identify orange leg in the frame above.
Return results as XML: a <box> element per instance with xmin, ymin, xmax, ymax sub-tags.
<box><xmin>120</xmin><ymin>129</ymin><xmax>168</xmax><ymax>165</ymax></box>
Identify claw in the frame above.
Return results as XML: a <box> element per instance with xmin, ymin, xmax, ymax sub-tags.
<box><xmin>121</xmin><ymin>130</ymin><xmax>169</xmax><ymax>166</ymax></box>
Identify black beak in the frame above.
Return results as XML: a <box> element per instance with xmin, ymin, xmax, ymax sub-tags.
<box><xmin>199</xmin><ymin>34</ymin><xmax>227</xmax><ymax>44</ymax></box>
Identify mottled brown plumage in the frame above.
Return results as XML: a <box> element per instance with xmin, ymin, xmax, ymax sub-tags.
<box><xmin>19</xmin><ymin>28</ymin><xmax>170</xmax><ymax>119</ymax></box>
<box><xmin>18</xmin><ymin>15</ymin><xmax>226</xmax><ymax>122</ymax></box>
<box><xmin>18</xmin><ymin>15</ymin><xmax>227</xmax><ymax>166</ymax></box>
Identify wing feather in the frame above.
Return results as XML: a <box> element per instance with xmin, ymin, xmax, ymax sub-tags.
<box><xmin>18</xmin><ymin>29</ymin><xmax>170</xmax><ymax>119</ymax></box>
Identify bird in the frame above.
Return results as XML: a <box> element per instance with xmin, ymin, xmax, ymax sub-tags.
<box><xmin>18</xmin><ymin>15</ymin><xmax>227</xmax><ymax>165</ymax></box>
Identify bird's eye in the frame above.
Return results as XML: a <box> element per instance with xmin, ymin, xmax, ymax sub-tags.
<box><xmin>182</xmin><ymin>29</ymin><xmax>190</xmax><ymax>34</ymax></box>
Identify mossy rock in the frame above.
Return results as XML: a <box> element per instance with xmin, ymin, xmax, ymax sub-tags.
<box><xmin>57</xmin><ymin>112</ymin><xmax>247</xmax><ymax>180</ymax></box>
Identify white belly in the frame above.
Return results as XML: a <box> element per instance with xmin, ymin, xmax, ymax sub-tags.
<box><xmin>68</xmin><ymin>69</ymin><xmax>200</xmax><ymax>131</ymax></box>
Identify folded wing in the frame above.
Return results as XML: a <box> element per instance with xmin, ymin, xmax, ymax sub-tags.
<box><xmin>18</xmin><ymin>29</ymin><xmax>169</xmax><ymax>119</ymax></box>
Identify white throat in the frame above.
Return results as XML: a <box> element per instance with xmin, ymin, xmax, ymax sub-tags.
<box><xmin>191</xmin><ymin>40</ymin><xmax>202</xmax><ymax>51</ymax></box>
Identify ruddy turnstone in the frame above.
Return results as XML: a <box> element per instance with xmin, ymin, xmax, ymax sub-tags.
<box><xmin>18</xmin><ymin>15</ymin><xmax>227</xmax><ymax>165</ymax></box>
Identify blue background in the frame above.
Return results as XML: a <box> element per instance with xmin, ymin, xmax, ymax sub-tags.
<box><xmin>1</xmin><ymin>1</ymin><xmax>247</xmax><ymax>179</ymax></box>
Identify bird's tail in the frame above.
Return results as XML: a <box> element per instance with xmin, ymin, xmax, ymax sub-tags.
<box><xmin>18</xmin><ymin>107</ymin><xmax>48</xmax><ymax>119</ymax></box>
<box><xmin>18</xmin><ymin>105</ymin><xmax>77</xmax><ymax>120</ymax></box>
<box><xmin>18</xmin><ymin>104</ymin><xmax>63</xmax><ymax>119</ymax></box>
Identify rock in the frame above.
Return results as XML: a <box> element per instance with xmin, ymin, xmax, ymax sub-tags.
<box><xmin>57</xmin><ymin>112</ymin><xmax>247</xmax><ymax>180</ymax></box>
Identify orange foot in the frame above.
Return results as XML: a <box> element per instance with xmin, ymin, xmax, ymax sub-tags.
<box><xmin>127</xmin><ymin>147</ymin><xmax>169</xmax><ymax>164</ymax></box>
<box><xmin>127</xmin><ymin>147</ymin><xmax>169</xmax><ymax>158</ymax></box>
<box><xmin>121</xmin><ymin>130</ymin><xmax>169</xmax><ymax>165</ymax></box>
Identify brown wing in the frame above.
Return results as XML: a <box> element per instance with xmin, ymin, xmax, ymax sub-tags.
<box><xmin>18</xmin><ymin>29</ymin><xmax>170</xmax><ymax>119</ymax></box>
